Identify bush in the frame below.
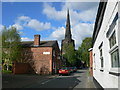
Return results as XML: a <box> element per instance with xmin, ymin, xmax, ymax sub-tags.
<box><xmin>3</xmin><ymin>64</ymin><xmax>7</xmax><ymax>70</ymax></box>
<box><xmin>9</xmin><ymin>65</ymin><xmax>12</xmax><ymax>71</ymax></box>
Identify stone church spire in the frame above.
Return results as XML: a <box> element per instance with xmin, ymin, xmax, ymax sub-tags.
<box><xmin>65</xmin><ymin>9</ymin><xmax>72</xmax><ymax>39</ymax></box>
<box><xmin>61</xmin><ymin>9</ymin><xmax>75</xmax><ymax>55</ymax></box>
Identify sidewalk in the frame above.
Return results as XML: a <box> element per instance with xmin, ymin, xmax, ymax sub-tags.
<box><xmin>73</xmin><ymin>69</ymin><xmax>96</xmax><ymax>89</ymax></box>
<box><xmin>2</xmin><ymin>73</ymin><xmax>58</xmax><ymax>88</ymax></box>
<box><xmin>86</xmin><ymin>75</ymin><xmax>96</xmax><ymax>88</ymax></box>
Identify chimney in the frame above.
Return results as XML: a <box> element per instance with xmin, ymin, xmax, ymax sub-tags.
<box><xmin>34</xmin><ymin>34</ymin><xmax>40</xmax><ymax>46</ymax></box>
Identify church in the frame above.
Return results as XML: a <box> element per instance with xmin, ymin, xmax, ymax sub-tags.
<box><xmin>61</xmin><ymin>10</ymin><xmax>75</xmax><ymax>65</ymax></box>
<box><xmin>61</xmin><ymin>10</ymin><xmax>75</xmax><ymax>55</ymax></box>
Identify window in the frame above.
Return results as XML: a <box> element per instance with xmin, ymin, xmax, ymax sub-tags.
<box><xmin>109</xmin><ymin>31</ymin><xmax>116</xmax><ymax>48</ymax></box>
<box><xmin>107</xmin><ymin>12</ymin><xmax>119</xmax><ymax>75</ymax></box>
<box><xmin>99</xmin><ymin>42</ymin><xmax>104</xmax><ymax>69</ymax></box>
<box><xmin>109</xmin><ymin>31</ymin><xmax>119</xmax><ymax>68</ymax></box>
<box><xmin>100</xmin><ymin>48</ymin><xmax>104</xmax><ymax>68</ymax></box>
<box><xmin>111</xmin><ymin>49</ymin><xmax>119</xmax><ymax>67</ymax></box>
<box><xmin>93</xmin><ymin>53</ymin><xmax>96</xmax><ymax>70</ymax></box>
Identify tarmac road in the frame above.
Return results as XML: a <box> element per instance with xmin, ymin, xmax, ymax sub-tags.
<box><xmin>25</xmin><ymin>69</ymin><xmax>96</xmax><ymax>89</ymax></box>
<box><xmin>2</xmin><ymin>69</ymin><xmax>96</xmax><ymax>89</ymax></box>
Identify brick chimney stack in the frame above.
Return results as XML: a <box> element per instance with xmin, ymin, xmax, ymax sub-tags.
<box><xmin>34</xmin><ymin>35</ymin><xmax>40</xmax><ymax>46</ymax></box>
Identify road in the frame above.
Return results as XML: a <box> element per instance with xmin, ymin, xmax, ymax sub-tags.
<box><xmin>25</xmin><ymin>69</ymin><xmax>95</xmax><ymax>88</ymax></box>
<box><xmin>2</xmin><ymin>69</ymin><xmax>95</xmax><ymax>89</ymax></box>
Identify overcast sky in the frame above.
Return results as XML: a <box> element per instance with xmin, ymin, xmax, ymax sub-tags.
<box><xmin>1</xmin><ymin>1</ymin><xmax>99</xmax><ymax>49</ymax></box>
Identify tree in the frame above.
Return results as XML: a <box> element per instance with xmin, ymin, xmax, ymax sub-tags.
<box><xmin>75</xmin><ymin>50</ymin><xmax>82</xmax><ymax>68</ymax></box>
<box><xmin>1</xmin><ymin>27</ymin><xmax>22</xmax><ymax>70</ymax></box>
<box><xmin>77</xmin><ymin>37</ymin><xmax>92</xmax><ymax>67</ymax></box>
<box><xmin>63</xmin><ymin>44</ymin><xmax>76</xmax><ymax>66</ymax></box>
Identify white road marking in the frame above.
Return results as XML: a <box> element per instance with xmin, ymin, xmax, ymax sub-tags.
<box><xmin>41</xmin><ymin>77</ymin><xmax>57</xmax><ymax>85</ymax></box>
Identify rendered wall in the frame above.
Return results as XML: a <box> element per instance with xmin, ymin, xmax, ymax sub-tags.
<box><xmin>93</xmin><ymin>1</ymin><xmax>119</xmax><ymax>88</ymax></box>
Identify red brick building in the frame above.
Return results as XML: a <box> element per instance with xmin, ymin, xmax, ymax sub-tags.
<box><xmin>21</xmin><ymin>35</ymin><xmax>63</xmax><ymax>75</ymax></box>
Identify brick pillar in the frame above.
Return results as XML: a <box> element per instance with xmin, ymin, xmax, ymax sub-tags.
<box><xmin>34</xmin><ymin>35</ymin><xmax>40</xmax><ymax>46</ymax></box>
<box><xmin>88</xmin><ymin>48</ymin><xmax>93</xmax><ymax>76</ymax></box>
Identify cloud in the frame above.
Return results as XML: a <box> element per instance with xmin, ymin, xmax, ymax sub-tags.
<box><xmin>21</xmin><ymin>37</ymin><xmax>34</xmax><ymax>41</ymax></box>
<box><xmin>0</xmin><ymin>24</ymin><xmax>4</xmax><ymax>32</ymax></box>
<box><xmin>43</xmin><ymin>2</ymin><xmax>98</xmax><ymax>49</ymax></box>
<box><xmin>43</xmin><ymin>2</ymin><xmax>98</xmax><ymax>23</ymax></box>
<box><xmin>62</xmin><ymin>2</ymin><xmax>98</xmax><ymax>11</ymax></box>
<box><xmin>48</xmin><ymin>23</ymin><xmax>93</xmax><ymax>49</ymax></box>
<box><xmin>11</xmin><ymin>24</ymin><xmax>23</xmax><ymax>30</ymax></box>
<box><xmin>43</xmin><ymin>3</ymin><xmax>66</xmax><ymax>20</ymax></box>
<box><xmin>15</xmin><ymin>16</ymin><xmax>31</xmax><ymax>25</ymax></box>
<box><xmin>72</xmin><ymin>23</ymin><xmax>93</xmax><ymax>49</ymax></box>
<box><xmin>11</xmin><ymin>15</ymin><xmax>51</xmax><ymax>31</ymax></box>
<box><xmin>17</xmin><ymin>16</ymin><xmax>30</xmax><ymax>21</ymax></box>
<box><xmin>50</xmin><ymin>26</ymin><xmax>65</xmax><ymax>41</ymax></box>
<box><xmin>27</xmin><ymin>19</ymin><xmax>51</xmax><ymax>31</ymax></box>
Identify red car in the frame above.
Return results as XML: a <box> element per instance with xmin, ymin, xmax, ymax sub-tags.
<box><xmin>59</xmin><ymin>67</ymin><xmax>70</xmax><ymax>76</ymax></box>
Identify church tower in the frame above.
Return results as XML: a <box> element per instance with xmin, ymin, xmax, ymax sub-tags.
<box><xmin>61</xmin><ymin>9</ymin><xmax>75</xmax><ymax>55</ymax></box>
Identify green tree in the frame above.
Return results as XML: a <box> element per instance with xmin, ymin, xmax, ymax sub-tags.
<box><xmin>75</xmin><ymin>50</ymin><xmax>82</xmax><ymax>67</ymax></box>
<box><xmin>77</xmin><ymin>37</ymin><xmax>92</xmax><ymax>67</ymax></box>
<box><xmin>63</xmin><ymin>44</ymin><xmax>76</xmax><ymax>66</ymax></box>
<box><xmin>1</xmin><ymin>27</ymin><xmax>22</xmax><ymax>70</ymax></box>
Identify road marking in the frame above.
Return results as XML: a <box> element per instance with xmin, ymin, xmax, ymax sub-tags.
<box><xmin>41</xmin><ymin>77</ymin><xmax>57</xmax><ymax>85</ymax></box>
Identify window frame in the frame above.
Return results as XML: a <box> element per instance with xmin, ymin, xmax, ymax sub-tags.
<box><xmin>106</xmin><ymin>12</ymin><xmax>120</xmax><ymax>75</ymax></box>
<box><xmin>111</xmin><ymin>49</ymin><xmax>119</xmax><ymax>68</ymax></box>
<box><xmin>109</xmin><ymin>31</ymin><xmax>116</xmax><ymax>48</ymax></box>
<box><xmin>99</xmin><ymin>42</ymin><xmax>104</xmax><ymax>71</ymax></box>
<box><xmin>108</xmin><ymin>30</ymin><xmax>119</xmax><ymax>68</ymax></box>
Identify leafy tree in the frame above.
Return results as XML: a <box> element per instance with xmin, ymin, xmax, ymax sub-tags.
<box><xmin>75</xmin><ymin>50</ymin><xmax>82</xmax><ymax>67</ymax></box>
<box><xmin>77</xmin><ymin>37</ymin><xmax>92</xmax><ymax>67</ymax></box>
<box><xmin>63</xmin><ymin>43</ymin><xmax>76</xmax><ymax>66</ymax></box>
<box><xmin>1</xmin><ymin>27</ymin><xmax>22</xmax><ymax>70</ymax></box>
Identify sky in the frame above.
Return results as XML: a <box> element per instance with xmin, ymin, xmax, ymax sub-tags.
<box><xmin>1</xmin><ymin>1</ymin><xmax>99</xmax><ymax>49</ymax></box>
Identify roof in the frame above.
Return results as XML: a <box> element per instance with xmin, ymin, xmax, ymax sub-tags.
<box><xmin>21</xmin><ymin>40</ymin><xmax>57</xmax><ymax>48</ymax></box>
<box><xmin>92</xmin><ymin>1</ymin><xmax>107</xmax><ymax>47</ymax></box>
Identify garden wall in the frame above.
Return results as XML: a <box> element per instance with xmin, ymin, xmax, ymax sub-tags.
<box><xmin>12</xmin><ymin>63</ymin><xmax>35</xmax><ymax>74</ymax></box>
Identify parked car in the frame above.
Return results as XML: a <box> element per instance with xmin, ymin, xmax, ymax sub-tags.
<box><xmin>69</xmin><ymin>67</ymin><xmax>74</xmax><ymax>73</ymax></box>
<box><xmin>72</xmin><ymin>67</ymin><xmax>77</xmax><ymax>72</ymax></box>
<box><xmin>59</xmin><ymin>67</ymin><xmax>70</xmax><ymax>76</ymax></box>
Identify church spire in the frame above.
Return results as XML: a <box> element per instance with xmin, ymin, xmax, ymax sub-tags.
<box><xmin>65</xmin><ymin>9</ymin><xmax>72</xmax><ymax>39</ymax></box>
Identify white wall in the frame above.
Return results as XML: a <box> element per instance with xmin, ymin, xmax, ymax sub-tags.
<box><xmin>118</xmin><ymin>2</ymin><xmax>120</xmax><ymax>90</ymax></box>
<box><xmin>93</xmin><ymin>1</ymin><xmax>119</xmax><ymax>88</ymax></box>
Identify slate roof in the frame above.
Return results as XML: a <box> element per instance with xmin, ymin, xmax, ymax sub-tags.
<box><xmin>92</xmin><ymin>1</ymin><xmax>107</xmax><ymax>47</ymax></box>
<box><xmin>21</xmin><ymin>40</ymin><xmax>57</xmax><ymax>48</ymax></box>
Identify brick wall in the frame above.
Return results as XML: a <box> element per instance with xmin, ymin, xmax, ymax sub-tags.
<box><xmin>34</xmin><ymin>35</ymin><xmax>40</xmax><ymax>46</ymax></box>
<box><xmin>89</xmin><ymin>50</ymin><xmax>93</xmax><ymax>76</ymax></box>
<box><xmin>13</xmin><ymin>62</ymin><xmax>34</xmax><ymax>74</ymax></box>
<box><xmin>22</xmin><ymin>47</ymin><xmax>53</xmax><ymax>75</ymax></box>
<box><xmin>21</xmin><ymin>41</ymin><xmax>63</xmax><ymax>75</ymax></box>
<box><xmin>52</xmin><ymin>42</ymin><xmax>63</xmax><ymax>74</ymax></box>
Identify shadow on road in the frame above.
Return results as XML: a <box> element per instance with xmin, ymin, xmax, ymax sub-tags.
<box><xmin>28</xmin><ymin>75</ymin><xmax>81</xmax><ymax>88</ymax></box>
<box><xmin>2</xmin><ymin>69</ymin><xmax>88</xmax><ymax>88</ymax></box>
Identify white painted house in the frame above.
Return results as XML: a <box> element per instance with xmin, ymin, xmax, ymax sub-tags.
<box><xmin>92</xmin><ymin>0</ymin><xmax>120</xmax><ymax>89</ymax></box>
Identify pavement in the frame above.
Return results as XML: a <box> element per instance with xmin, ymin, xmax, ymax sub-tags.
<box><xmin>2</xmin><ymin>69</ymin><xmax>96</xmax><ymax>89</ymax></box>
<box><xmin>73</xmin><ymin>69</ymin><xmax>96</xmax><ymax>89</ymax></box>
